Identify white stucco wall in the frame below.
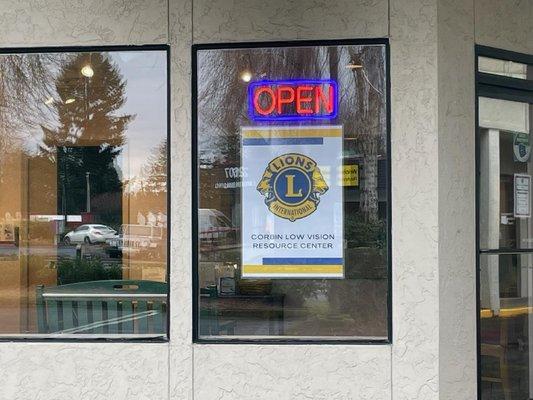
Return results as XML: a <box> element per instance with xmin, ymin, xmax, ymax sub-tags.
<box><xmin>437</xmin><ymin>1</ymin><xmax>476</xmax><ymax>399</ymax></box>
<box><xmin>475</xmin><ymin>0</ymin><xmax>532</xmax><ymax>55</ymax></box>
<box><xmin>0</xmin><ymin>0</ymin><xmax>168</xmax><ymax>47</ymax></box>
<box><xmin>390</xmin><ymin>0</ymin><xmax>440</xmax><ymax>397</ymax></box>
<box><xmin>0</xmin><ymin>0</ymin><xmax>530</xmax><ymax>399</ymax></box>
<box><xmin>191</xmin><ymin>0</ymin><xmax>388</xmax><ymax>42</ymax></box>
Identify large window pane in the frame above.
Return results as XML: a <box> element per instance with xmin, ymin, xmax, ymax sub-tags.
<box><xmin>479</xmin><ymin>98</ymin><xmax>532</xmax><ymax>250</ymax></box>
<box><xmin>194</xmin><ymin>42</ymin><xmax>389</xmax><ymax>341</ymax></box>
<box><xmin>0</xmin><ymin>49</ymin><xmax>168</xmax><ymax>338</ymax></box>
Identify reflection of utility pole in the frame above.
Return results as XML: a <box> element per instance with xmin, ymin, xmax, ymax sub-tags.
<box><xmin>61</xmin><ymin>162</ymin><xmax>67</xmax><ymax>233</ymax></box>
<box><xmin>84</xmin><ymin>76</ymin><xmax>89</xmax><ymax>123</ymax></box>
<box><xmin>83</xmin><ymin>61</ymin><xmax>91</xmax><ymax>216</ymax></box>
<box><xmin>86</xmin><ymin>172</ymin><xmax>91</xmax><ymax>212</ymax></box>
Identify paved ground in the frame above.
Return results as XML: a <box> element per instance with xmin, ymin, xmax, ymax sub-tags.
<box><xmin>0</xmin><ymin>243</ymin><xmax>108</xmax><ymax>259</ymax></box>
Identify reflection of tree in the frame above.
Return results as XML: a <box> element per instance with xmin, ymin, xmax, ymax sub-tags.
<box><xmin>198</xmin><ymin>46</ymin><xmax>386</xmax><ymax>211</ymax></box>
<box><xmin>198</xmin><ymin>47</ymin><xmax>324</xmax><ymax>164</ymax></box>
<box><xmin>0</xmin><ymin>54</ymin><xmax>58</xmax><ymax>145</ymax></box>
<box><xmin>347</xmin><ymin>47</ymin><xmax>386</xmax><ymax>223</ymax></box>
<box><xmin>126</xmin><ymin>140</ymin><xmax>167</xmax><ymax>220</ymax></box>
<box><xmin>0</xmin><ymin>54</ymin><xmax>59</xmax><ymax>196</ymax></box>
<box><xmin>198</xmin><ymin>45</ymin><xmax>387</xmax><ymax>221</ymax></box>
<box><xmin>38</xmin><ymin>53</ymin><xmax>133</xmax><ymax>224</ymax></box>
<box><xmin>142</xmin><ymin>139</ymin><xmax>167</xmax><ymax>194</ymax></box>
<box><xmin>41</xmin><ymin>53</ymin><xmax>131</xmax><ymax>148</ymax></box>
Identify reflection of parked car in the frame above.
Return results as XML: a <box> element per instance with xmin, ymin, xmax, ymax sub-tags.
<box><xmin>63</xmin><ymin>224</ymin><xmax>117</xmax><ymax>245</ymax></box>
<box><xmin>199</xmin><ymin>209</ymin><xmax>237</xmax><ymax>247</ymax></box>
<box><xmin>106</xmin><ymin>224</ymin><xmax>166</xmax><ymax>258</ymax></box>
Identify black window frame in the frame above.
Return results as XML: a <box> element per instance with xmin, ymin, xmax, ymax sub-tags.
<box><xmin>0</xmin><ymin>44</ymin><xmax>171</xmax><ymax>343</ymax></box>
<box><xmin>475</xmin><ymin>44</ymin><xmax>533</xmax><ymax>398</ymax></box>
<box><xmin>191</xmin><ymin>38</ymin><xmax>392</xmax><ymax>345</ymax></box>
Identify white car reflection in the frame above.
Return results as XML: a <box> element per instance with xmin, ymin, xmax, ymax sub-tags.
<box><xmin>105</xmin><ymin>224</ymin><xmax>166</xmax><ymax>258</ymax></box>
<box><xmin>199</xmin><ymin>209</ymin><xmax>238</xmax><ymax>247</ymax></box>
<box><xmin>63</xmin><ymin>224</ymin><xmax>117</xmax><ymax>245</ymax></box>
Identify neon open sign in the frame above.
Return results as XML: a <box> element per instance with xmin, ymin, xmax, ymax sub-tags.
<box><xmin>248</xmin><ymin>79</ymin><xmax>338</xmax><ymax>121</ymax></box>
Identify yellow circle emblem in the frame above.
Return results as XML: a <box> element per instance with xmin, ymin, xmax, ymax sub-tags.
<box><xmin>256</xmin><ymin>153</ymin><xmax>329</xmax><ymax>222</ymax></box>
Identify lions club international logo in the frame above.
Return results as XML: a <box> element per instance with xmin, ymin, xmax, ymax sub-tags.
<box><xmin>257</xmin><ymin>153</ymin><xmax>328</xmax><ymax>222</ymax></box>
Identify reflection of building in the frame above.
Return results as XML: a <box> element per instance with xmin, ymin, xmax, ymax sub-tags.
<box><xmin>199</xmin><ymin>162</ymin><xmax>246</xmax><ymax>231</ymax></box>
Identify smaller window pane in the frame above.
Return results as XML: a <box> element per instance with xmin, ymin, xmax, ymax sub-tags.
<box><xmin>478</xmin><ymin>56</ymin><xmax>529</xmax><ymax>80</ymax></box>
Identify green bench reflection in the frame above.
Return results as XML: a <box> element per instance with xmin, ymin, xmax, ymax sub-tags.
<box><xmin>36</xmin><ymin>280</ymin><xmax>167</xmax><ymax>335</ymax></box>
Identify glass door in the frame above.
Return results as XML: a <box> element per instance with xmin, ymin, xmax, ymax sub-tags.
<box><xmin>477</xmin><ymin>46</ymin><xmax>533</xmax><ymax>400</ymax></box>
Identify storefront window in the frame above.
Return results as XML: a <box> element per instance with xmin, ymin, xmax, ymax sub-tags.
<box><xmin>0</xmin><ymin>47</ymin><xmax>169</xmax><ymax>338</ymax></box>
<box><xmin>194</xmin><ymin>41</ymin><xmax>390</xmax><ymax>341</ymax></box>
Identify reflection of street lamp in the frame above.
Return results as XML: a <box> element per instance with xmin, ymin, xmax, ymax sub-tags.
<box><xmin>86</xmin><ymin>172</ymin><xmax>91</xmax><ymax>213</ymax></box>
<box><xmin>83</xmin><ymin>62</ymin><xmax>93</xmax><ymax>215</ymax></box>
<box><xmin>81</xmin><ymin>65</ymin><xmax>94</xmax><ymax>78</ymax></box>
<box><xmin>240</xmin><ymin>70</ymin><xmax>252</xmax><ymax>82</ymax></box>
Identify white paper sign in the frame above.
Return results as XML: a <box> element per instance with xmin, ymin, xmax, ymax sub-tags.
<box><xmin>514</xmin><ymin>173</ymin><xmax>531</xmax><ymax>218</ymax></box>
<box><xmin>241</xmin><ymin>126</ymin><xmax>344</xmax><ymax>279</ymax></box>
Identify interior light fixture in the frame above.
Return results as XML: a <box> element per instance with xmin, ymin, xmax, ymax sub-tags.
<box><xmin>81</xmin><ymin>65</ymin><xmax>94</xmax><ymax>78</ymax></box>
<box><xmin>65</xmin><ymin>98</ymin><xmax>76</xmax><ymax>104</ymax></box>
<box><xmin>346</xmin><ymin>63</ymin><xmax>363</xmax><ymax>69</ymax></box>
<box><xmin>240</xmin><ymin>71</ymin><xmax>252</xmax><ymax>82</ymax></box>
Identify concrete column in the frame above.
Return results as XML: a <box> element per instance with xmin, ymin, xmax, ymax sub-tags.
<box><xmin>390</xmin><ymin>0</ymin><xmax>440</xmax><ymax>398</ymax></box>
<box><xmin>169</xmin><ymin>0</ymin><xmax>194</xmax><ymax>398</ymax></box>
<box><xmin>437</xmin><ymin>1</ymin><xmax>477</xmax><ymax>398</ymax></box>
<box><xmin>391</xmin><ymin>0</ymin><xmax>477</xmax><ymax>399</ymax></box>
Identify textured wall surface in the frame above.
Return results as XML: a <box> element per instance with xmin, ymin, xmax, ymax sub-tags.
<box><xmin>192</xmin><ymin>0</ymin><xmax>389</xmax><ymax>42</ymax></box>
<box><xmin>389</xmin><ymin>0</ymin><xmax>440</xmax><ymax>398</ymax></box>
<box><xmin>0</xmin><ymin>0</ymin><xmax>168</xmax><ymax>46</ymax></box>
<box><xmin>169</xmin><ymin>0</ymin><xmax>192</xmax><ymax>346</ymax></box>
<box><xmin>437</xmin><ymin>0</ymin><xmax>477</xmax><ymax>399</ymax></box>
<box><xmin>0</xmin><ymin>343</ymin><xmax>169</xmax><ymax>400</ymax></box>
<box><xmin>474</xmin><ymin>0</ymin><xmax>532</xmax><ymax>54</ymax></box>
<box><xmin>194</xmin><ymin>345</ymin><xmax>391</xmax><ymax>400</ymax></box>
<box><xmin>169</xmin><ymin>0</ymin><xmax>194</xmax><ymax>397</ymax></box>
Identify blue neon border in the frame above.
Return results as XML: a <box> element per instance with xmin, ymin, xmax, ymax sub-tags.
<box><xmin>247</xmin><ymin>79</ymin><xmax>339</xmax><ymax>122</ymax></box>
<box><xmin>242</xmin><ymin>137</ymin><xmax>324</xmax><ymax>146</ymax></box>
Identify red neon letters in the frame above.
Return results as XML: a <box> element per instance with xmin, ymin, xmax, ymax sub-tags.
<box><xmin>249</xmin><ymin>80</ymin><xmax>337</xmax><ymax>121</ymax></box>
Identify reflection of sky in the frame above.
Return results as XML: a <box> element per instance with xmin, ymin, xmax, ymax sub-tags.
<box><xmin>111</xmin><ymin>51</ymin><xmax>167</xmax><ymax>184</ymax></box>
<box><xmin>22</xmin><ymin>50</ymin><xmax>167</xmax><ymax>189</ymax></box>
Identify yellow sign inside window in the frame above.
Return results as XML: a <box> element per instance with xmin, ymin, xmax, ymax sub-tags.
<box><xmin>341</xmin><ymin>165</ymin><xmax>358</xmax><ymax>187</ymax></box>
